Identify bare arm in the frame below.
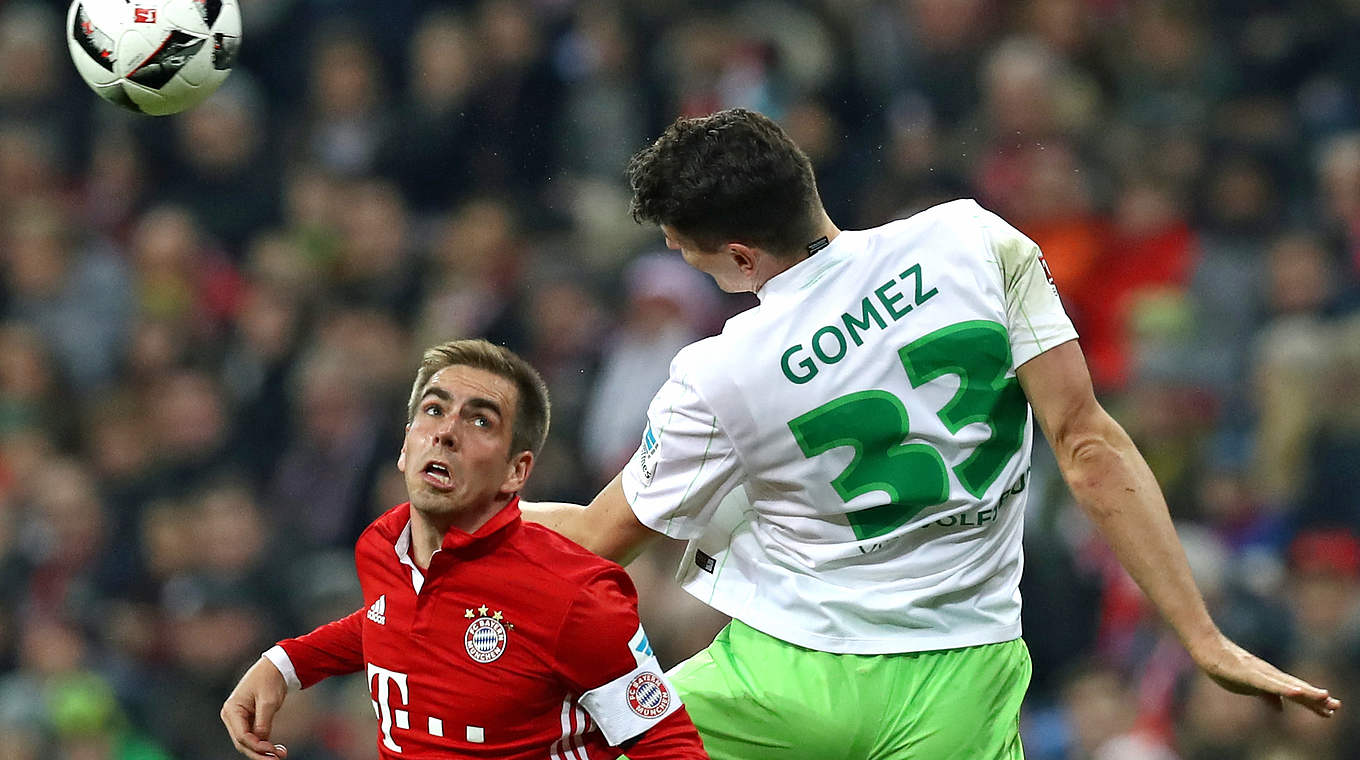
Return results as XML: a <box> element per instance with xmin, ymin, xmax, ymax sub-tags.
<box><xmin>522</xmin><ymin>475</ymin><xmax>660</xmax><ymax>564</ymax></box>
<box><xmin>220</xmin><ymin>657</ymin><xmax>290</xmax><ymax>760</ymax></box>
<box><xmin>1018</xmin><ymin>340</ymin><xmax>1339</xmax><ymax>717</ymax></box>
<box><xmin>221</xmin><ymin>608</ymin><xmax>366</xmax><ymax>758</ymax></box>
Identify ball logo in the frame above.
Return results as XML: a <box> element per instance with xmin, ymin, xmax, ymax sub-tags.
<box><xmin>133</xmin><ymin>8</ymin><xmax>156</xmax><ymax>23</ymax></box>
<box><xmin>464</xmin><ymin>617</ymin><xmax>507</xmax><ymax>663</ymax></box>
<box><xmin>625</xmin><ymin>672</ymin><xmax>670</xmax><ymax>718</ymax></box>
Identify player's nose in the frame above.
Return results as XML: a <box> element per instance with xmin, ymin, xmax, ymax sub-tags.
<box><xmin>431</xmin><ymin>416</ymin><xmax>460</xmax><ymax>449</ymax></box>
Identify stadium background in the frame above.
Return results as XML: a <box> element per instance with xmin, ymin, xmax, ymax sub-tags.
<box><xmin>2</xmin><ymin>0</ymin><xmax>1360</xmax><ymax>757</ymax></box>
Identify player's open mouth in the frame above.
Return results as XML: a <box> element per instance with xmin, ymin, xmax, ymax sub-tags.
<box><xmin>422</xmin><ymin>461</ymin><xmax>453</xmax><ymax>488</ymax></box>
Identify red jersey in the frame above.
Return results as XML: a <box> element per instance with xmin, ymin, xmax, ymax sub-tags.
<box><xmin>267</xmin><ymin>498</ymin><xmax>706</xmax><ymax>759</ymax></box>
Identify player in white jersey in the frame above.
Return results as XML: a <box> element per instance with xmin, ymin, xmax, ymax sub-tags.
<box><xmin>527</xmin><ymin>108</ymin><xmax>1339</xmax><ymax>758</ymax></box>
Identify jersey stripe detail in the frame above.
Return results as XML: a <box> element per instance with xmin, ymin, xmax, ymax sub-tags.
<box><xmin>670</xmin><ymin>413</ymin><xmax>718</xmax><ymax>534</ymax></box>
<box><xmin>666</xmin><ymin>380</ymin><xmax>720</xmax><ymax>534</ymax></box>
<box><xmin>571</xmin><ymin>704</ymin><xmax>590</xmax><ymax>759</ymax></box>
<box><xmin>549</xmin><ymin>698</ymin><xmax>571</xmax><ymax>760</ymax></box>
<box><xmin>549</xmin><ymin>697</ymin><xmax>589</xmax><ymax>760</ymax></box>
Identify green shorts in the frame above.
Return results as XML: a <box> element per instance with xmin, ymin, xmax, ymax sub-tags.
<box><xmin>666</xmin><ymin>620</ymin><xmax>1030</xmax><ymax>760</ymax></box>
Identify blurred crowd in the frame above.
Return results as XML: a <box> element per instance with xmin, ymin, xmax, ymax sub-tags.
<box><xmin>1</xmin><ymin>0</ymin><xmax>1359</xmax><ymax>758</ymax></box>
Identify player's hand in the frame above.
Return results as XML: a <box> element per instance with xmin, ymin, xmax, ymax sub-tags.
<box><xmin>221</xmin><ymin>656</ymin><xmax>291</xmax><ymax>760</ymax></box>
<box><xmin>1193</xmin><ymin>634</ymin><xmax>1341</xmax><ymax>718</ymax></box>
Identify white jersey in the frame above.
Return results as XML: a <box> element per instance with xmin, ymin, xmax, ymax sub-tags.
<box><xmin>621</xmin><ymin>200</ymin><xmax>1078</xmax><ymax>654</ymax></box>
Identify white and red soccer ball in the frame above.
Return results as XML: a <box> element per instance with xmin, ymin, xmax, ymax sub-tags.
<box><xmin>66</xmin><ymin>0</ymin><xmax>241</xmax><ymax>116</ymax></box>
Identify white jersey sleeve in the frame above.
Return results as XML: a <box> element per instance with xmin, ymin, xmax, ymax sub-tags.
<box><xmin>977</xmin><ymin>209</ymin><xmax>1078</xmax><ymax>367</ymax></box>
<box><xmin>620</xmin><ymin>347</ymin><xmax>744</xmax><ymax>540</ymax></box>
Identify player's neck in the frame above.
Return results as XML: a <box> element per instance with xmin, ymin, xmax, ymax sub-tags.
<box><xmin>753</xmin><ymin>216</ymin><xmax>841</xmax><ymax>292</ymax></box>
<box><xmin>408</xmin><ymin>501</ymin><xmax>503</xmax><ymax>569</ymax></box>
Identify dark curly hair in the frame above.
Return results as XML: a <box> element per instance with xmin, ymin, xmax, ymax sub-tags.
<box><xmin>626</xmin><ymin>109</ymin><xmax>823</xmax><ymax>259</ymax></box>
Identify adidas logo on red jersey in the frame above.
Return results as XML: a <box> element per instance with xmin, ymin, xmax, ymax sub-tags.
<box><xmin>367</xmin><ymin>595</ymin><xmax>386</xmax><ymax>625</ymax></box>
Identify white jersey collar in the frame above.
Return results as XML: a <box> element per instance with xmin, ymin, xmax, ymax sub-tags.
<box><xmin>756</xmin><ymin>231</ymin><xmax>851</xmax><ymax>304</ymax></box>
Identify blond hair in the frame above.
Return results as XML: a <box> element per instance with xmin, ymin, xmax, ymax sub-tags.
<box><xmin>407</xmin><ymin>339</ymin><xmax>550</xmax><ymax>457</ymax></box>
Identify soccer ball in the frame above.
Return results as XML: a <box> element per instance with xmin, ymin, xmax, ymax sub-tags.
<box><xmin>66</xmin><ymin>0</ymin><xmax>242</xmax><ymax>116</ymax></box>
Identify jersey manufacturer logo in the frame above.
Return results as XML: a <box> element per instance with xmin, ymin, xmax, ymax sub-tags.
<box><xmin>625</xmin><ymin>672</ymin><xmax>670</xmax><ymax>718</ymax></box>
<box><xmin>367</xmin><ymin>595</ymin><xmax>386</xmax><ymax>625</ymax></box>
<box><xmin>463</xmin><ymin>604</ymin><xmax>508</xmax><ymax>662</ymax></box>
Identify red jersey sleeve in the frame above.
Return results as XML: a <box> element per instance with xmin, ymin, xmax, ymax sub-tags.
<box><xmin>618</xmin><ymin>707</ymin><xmax>708</xmax><ymax>760</ymax></box>
<box><xmin>276</xmin><ymin>607</ymin><xmax>365</xmax><ymax>689</ymax></box>
<box><xmin>555</xmin><ymin>566</ymin><xmax>706</xmax><ymax>756</ymax></box>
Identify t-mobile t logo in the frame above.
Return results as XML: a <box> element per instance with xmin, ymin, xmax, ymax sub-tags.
<box><xmin>367</xmin><ymin>663</ymin><xmax>410</xmax><ymax>752</ymax></box>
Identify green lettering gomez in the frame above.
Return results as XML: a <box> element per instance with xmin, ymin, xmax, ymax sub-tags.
<box><xmin>781</xmin><ymin>264</ymin><xmax>938</xmax><ymax>384</ymax></box>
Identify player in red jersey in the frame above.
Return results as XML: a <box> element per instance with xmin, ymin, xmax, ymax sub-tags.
<box><xmin>220</xmin><ymin>339</ymin><xmax>707</xmax><ymax>760</ymax></box>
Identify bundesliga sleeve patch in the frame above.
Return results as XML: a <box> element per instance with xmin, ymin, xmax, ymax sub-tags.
<box><xmin>578</xmin><ymin>659</ymin><xmax>682</xmax><ymax>745</ymax></box>
<box><xmin>632</xmin><ymin>425</ymin><xmax>660</xmax><ymax>486</ymax></box>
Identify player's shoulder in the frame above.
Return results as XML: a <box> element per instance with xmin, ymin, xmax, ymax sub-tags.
<box><xmin>649</xmin><ymin>335</ymin><xmax>732</xmax><ymax>405</ymax></box>
<box><xmin>669</xmin><ymin>335</ymin><xmax>725</xmax><ymax>373</ymax></box>
<box><xmin>875</xmin><ymin>198</ymin><xmax>1001</xmax><ymax>239</ymax></box>
<box><xmin>356</xmin><ymin>503</ymin><xmax>411</xmax><ymax>550</ymax></box>
<box><xmin>511</xmin><ymin>522</ymin><xmax>634</xmax><ymax>591</ymax></box>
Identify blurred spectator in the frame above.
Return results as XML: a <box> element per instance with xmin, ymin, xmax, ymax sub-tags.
<box><xmin>378</xmin><ymin>8</ymin><xmax>482</xmax><ymax>213</ymax></box>
<box><xmin>329</xmin><ymin>178</ymin><xmax>421</xmax><ymax>320</ymax></box>
<box><xmin>1250</xmin><ymin>233</ymin><xmax>1336</xmax><ymax>506</ymax></box>
<box><xmin>294</xmin><ymin>28</ymin><xmax>390</xmax><ymax>176</ymax></box>
<box><xmin>457</xmin><ymin>0</ymin><xmax>566</xmax><ymax>216</ymax></box>
<box><xmin>518</xmin><ymin>269</ymin><xmax>607</xmax><ymax>503</ymax></box>
<box><xmin>77</xmin><ymin>127</ymin><xmax>149</xmax><ymax>243</ymax></box>
<box><xmin>581</xmin><ymin>251</ymin><xmax>719</xmax><ymax>481</ymax></box>
<box><xmin>1175</xmin><ymin>668</ymin><xmax>1275</xmax><ymax>759</ymax></box>
<box><xmin>0</xmin><ymin>123</ymin><xmax>63</xmax><ymax>217</ymax></box>
<box><xmin>1283</xmin><ymin>529</ymin><xmax>1360</xmax><ymax>669</ymax></box>
<box><xmin>264</xmin><ymin>344</ymin><xmax>391</xmax><ymax>552</ymax></box>
<box><xmin>157</xmin><ymin>76</ymin><xmax>279</xmax><ymax>254</ymax></box>
<box><xmin>0</xmin><ymin>4</ymin><xmax>86</xmax><ymax>174</ymax></box>
<box><xmin>413</xmin><ymin>197</ymin><xmax>531</xmax><ymax>351</ymax></box>
<box><xmin>140</xmin><ymin>370</ymin><xmax>243</xmax><ymax>504</ymax></box>
<box><xmin>555</xmin><ymin>1</ymin><xmax>650</xmax><ymax>182</ymax></box>
<box><xmin>1075</xmin><ymin>179</ymin><xmax>1198</xmax><ymax>390</ymax></box>
<box><xmin>0</xmin><ymin>324</ymin><xmax>70</xmax><ymax>442</ymax></box>
<box><xmin>3</xmin><ymin>200</ymin><xmax>132</xmax><ymax>392</ymax></box>
<box><xmin>128</xmin><ymin>204</ymin><xmax>243</xmax><ymax>343</ymax></box>
<box><xmin>220</xmin><ymin>279</ymin><xmax>308</xmax><ymax>483</ymax></box>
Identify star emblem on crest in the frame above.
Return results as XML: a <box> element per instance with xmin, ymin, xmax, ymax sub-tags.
<box><xmin>493</xmin><ymin>610</ymin><xmax>503</xmax><ymax>621</ymax></box>
<box><xmin>465</xmin><ymin>608</ymin><xmax>475</xmax><ymax>618</ymax></box>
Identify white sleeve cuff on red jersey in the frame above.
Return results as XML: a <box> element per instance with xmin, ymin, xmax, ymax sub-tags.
<box><xmin>263</xmin><ymin>645</ymin><xmax>302</xmax><ymax>691</ymax></box>
<box><xmin>578</xmin><ymin>660</ymin><xmax>683</xmax><ymax>746</ymax></box>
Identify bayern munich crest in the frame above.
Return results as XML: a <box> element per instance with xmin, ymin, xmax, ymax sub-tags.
<box><xmin>626</xmin><ymin>672</ymin><xmax>670</xmax><ymax>718</ymax></box>
<box><xmin>464</xmin><ymin>607</ymin><xmax>508</xmax><ymax>663</ymax></box>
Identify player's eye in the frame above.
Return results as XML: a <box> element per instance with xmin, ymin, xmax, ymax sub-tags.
<box><xmin>471</xmin><ymin>415</ymin><xmax>491</xmax><ymax>428</ymax></box>
<box><xmin>423</xmin><ymin>403</ymin><xmax>442</xmax><ymax>416</ymax></box>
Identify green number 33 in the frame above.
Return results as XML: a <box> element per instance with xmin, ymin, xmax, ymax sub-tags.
<box><xmin>787</xmin><ymin>321</ymin><xmax>1027</xmax><ymax>540</ymax></box>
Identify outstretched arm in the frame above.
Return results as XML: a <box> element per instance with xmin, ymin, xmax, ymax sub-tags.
<box><xmin>1018</xmin><ymin>340</ymin><xmax>1340</xmax><ymax>718</ymax></box>
<box><xmin>221</xmin><ymin>607</ymin><xmax>367</xmax><ymax>759</ymax></box>
<box><xmin>221</xmin><ymin>657</ymin><xmax>291</xmax><ymax>760</ymax></box>
<box><xmin>523</xmin><ymin>475</ymin><xmax>660</xmax><ymax>564</ymax></box>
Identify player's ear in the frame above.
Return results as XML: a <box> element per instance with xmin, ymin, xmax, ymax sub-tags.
<box><xmin>728</xmin><ymin>242</ymin><xmax>757</xmax><ymax>278</ymax></box>
<box><xmin>502</xmin><ymin>450</ymin><xmax>534</xmax><ymax>494</ymax></box>
<box><xmin>396</xmin><ymin>425</ymin><xmax>410</xmax><ymax>472</ymax></box>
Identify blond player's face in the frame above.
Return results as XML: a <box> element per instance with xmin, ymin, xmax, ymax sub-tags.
<box><xmin>397</xmin><ymin>365</ymin><xmax>527</xmax><ymax>524</ymax></box>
